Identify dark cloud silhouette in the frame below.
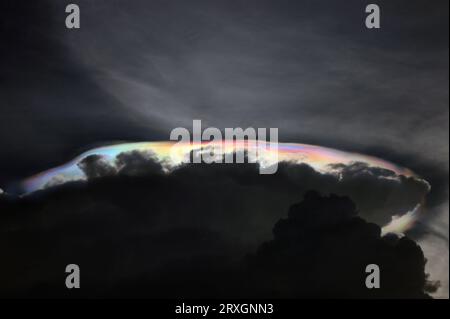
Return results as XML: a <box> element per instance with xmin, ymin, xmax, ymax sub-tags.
<box><xmin>245</xmin><ymin>191</ymin><xmax>436</xmax><ymax>298</ymax></box>
<box><xmin>76</xmin><ymin>151</ymin><xmax>164</xmax><ymax>181</ymax></box>
<box><xmin>0</xmin><ymin>157</ymin><xmax>436</xmax><ymax>298</ymax></box>
<box><xmin>77</xmin><ymin>155</ymin><xmax>117</xmax><ymax>179</ymax></box>
<box><xmin>115</xmin><ymin>150</ymin><xmax>164</xmax><ymax>177</ymax></box>
<box><xmin>74</xmin><ymin>150</ymin><xmax>430</xmax><ymax>226</ymax></box>
<box><xmin>0</xmin><ymin>0</ymin><xmax>447</xmax><ymax>297</ymax></box>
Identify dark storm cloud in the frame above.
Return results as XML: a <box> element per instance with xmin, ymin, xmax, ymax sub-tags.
<box><xmin>68</xmin><ymin>151</ymin><xmax>430</xmax><ymax>230</ymax></box>
<box><xmin>76</xmin><ymin>151</ymin><xmax>164</xmax><ymax>180</ymax></box>
<box><xmin>115</xmin><ymin>150</ymin><xmax>164</xmax><ymax>176</ymax></box>
<box><xmin>0</xmin><ymin>0</ymin><xmax>447</xmax><ymax>296</ymax></box>
<box><xmin>55</xmin><ymin>1</ymin><xmax>448</xmax><ymax>296</ymax></box>
<box><xmin>57</xmin><ymin>0</ymin><xmax>449</xmax><ymax>234</ymax></box>
<box><xmin>67</xmin><ymin>149</ymin><xmax>444</xmax><ymax>297</ymax></box>
<box><xmin>77</xmin><ymin>155</ymin><xmax>117</xmax><ymax>179</ymax></box>
<box><xmin>246</xmin><ymin>191</ymin><xmax>437</xmax><ymax>298</ymax></box>
<box><xmin>0</xmin><ymin>177</ymin><xmax>436</xmax><ymax>298</ymax></box>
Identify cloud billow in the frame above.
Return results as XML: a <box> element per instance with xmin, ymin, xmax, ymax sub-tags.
<box><xmin>73</xmin><ymin>150</ymin><xmax>430</xmax><ymax>227</ymax></box>
<box><xmin>0</xmin><ymin>153</ymin><xmax>436</xmax><ymax>298</ymax></box>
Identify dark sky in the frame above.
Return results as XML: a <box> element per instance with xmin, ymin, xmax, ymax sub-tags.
<box><xmin>0</xmin><ymin>0</ymin><xmax>448</xmax><ymax>297</ymax></box>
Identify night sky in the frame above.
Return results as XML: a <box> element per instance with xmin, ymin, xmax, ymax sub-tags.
<box><xmin>0</xmin><ymin>0</ymin><xmax>448</xmax><ymax>298</ymax></box>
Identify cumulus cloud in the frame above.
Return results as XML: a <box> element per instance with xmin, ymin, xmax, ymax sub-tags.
<box><xmin>0</xmin><ymin>183</ymin><xmax>436</xmax><ymax>298</ymax></box>
<box><xmin>0</xmin><ymin>0</ymin><xmax>446</xmax><ymax>297</ymax></box>
<box><xmin>0</xmin><ymin>154</ymin><xmax>437</xmax><ymax>298</ymax></box>
<box><xmin>245</xmin><ymin>191</ymin><xmax>436</xmax><ymax>298</ymax></box>
<box><xmin>322</xmin><ymin>162</ymin><xmax>431</xmax><ymax>225</ymax></box>
<box><xmin>115</xmin><ymin>150</ymin><xmax>164</xmax><ymax>176</ymax></box>
<box><xmin>76</xmin><ymin>151</ymin><xmax>164</xmax><ymax>181</ymax></box>
<box><xmin>77</xmin><ymin>155</ymin><xmax>117</xmax><ymax>179</ymax></box>
<box><xmin>72</xmin><ymin>150</ymin><xmax>430</xmax><ymax>227</ymax></box>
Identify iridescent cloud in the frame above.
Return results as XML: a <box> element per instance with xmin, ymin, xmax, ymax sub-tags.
<box><xmin>16</xmin><ymin>141</ymin><xmax>427</xmax><ymax>234</ymax></box>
